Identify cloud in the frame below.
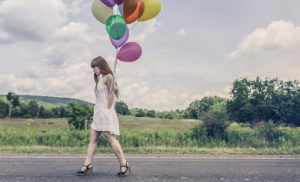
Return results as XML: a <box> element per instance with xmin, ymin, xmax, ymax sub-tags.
<box><xmin>203</xmin><ymin>86</ymin><xmax>231</xmax><ymax>99</ymax></box>
<box><xmin>116</xmin><ymin>80</ymin><xmax>204</xmax><ymax>111</ymax></box>
<box><xmin>38</xmin><ymin>43</ymin><xmax>91</xmax><ymax>66</ymax></box>
<box><xmin>0</xmin><ymin>0</ymin><xmax>236</xmax><ymax>111</ymax></box>
<box><xmin>131</xmin><ymin>19</ymin><xmax>159</xmax><ymax>42</ymax></box>
<box><xmin>53</xmin><ymin>22</ymin><xmax>96</xmax><ymax>43</ymax></box>
<box><xmin>219</xmin><ymin>20</ymin><xmax>300</xmax><ymax>84</ymax></box>
<box><xmin>116</xmin><ymin>80</ymin><xmax>231</xmax><ymax>111</ymax></box>
<box><xmin>0</xmin><ymin>0</ymin><xmax>67</xmax><ymax>43</ymax></box>
<box><xmin>0</xmin><ymin>0</ymin><xmax>109</xmax><ymax>104</ymax></box>
<box><xmin>69</xmin><ymin>0</ymin><xmax>90</xmax><ymax>15</ymax></box>
<box><xmin>0</xmin><ymin>62</ymin><xmax>95</xmax><ymax>100</ymax></box>
<box><xmin>177</xmin><ymin>28</ymin><xmax>186</xmax><ymax>36</ymax></box>
<box><xmin>229</xmin><ymin>20</ymin><xmax>300</xmax><ymax>58</ymax></box>
<box><xmin>39</xmin><ymin>21</ymin><xmax>106</xmax><ymax>66</ymax></box>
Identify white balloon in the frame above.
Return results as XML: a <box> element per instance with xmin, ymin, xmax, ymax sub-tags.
<box><xmin>91</xmin><ymin>0</ymin><xmax>113</xmax><ymax>24</ymax></box>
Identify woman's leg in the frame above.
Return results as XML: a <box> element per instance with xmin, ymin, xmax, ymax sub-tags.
<box><xmin>82</xmin><ymin>129</ymin><xmax>101</xmax><ymax>170</ymax></box>
<box><xmin>102</xmin><ymin>131</ymin><xmax>127</xmax><ymax>171</ymax></box>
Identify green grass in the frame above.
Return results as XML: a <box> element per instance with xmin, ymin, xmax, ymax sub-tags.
<box><xmin>0</xmin><ymin>116</ymin><xmax>197</xmax><ymax>131</ymax></box>
<box><xmin>119</xmin><ymin>115</ymin><xmax>197</xmax><ymax>132</ymax></box>
<box><xmin>0</xmin><ymin>116</ymin><xmax>300</xmax><ymax>154</ymax></box>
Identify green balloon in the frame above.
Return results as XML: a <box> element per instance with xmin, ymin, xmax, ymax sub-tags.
<box><xmin>106</xmin><ymin>15</ymin><xmax>127</xmax><ymax>40</ymax></box>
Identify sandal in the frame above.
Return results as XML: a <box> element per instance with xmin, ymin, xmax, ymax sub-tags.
<box><xmin>117</xmin><ymin>161</ymin><xmax>132</xmax><ymax>177</ymax></box>
<box><xmin>76</xmin><ymin>164</ymin><xmax>93</xmax><ymax>176</ymax></box>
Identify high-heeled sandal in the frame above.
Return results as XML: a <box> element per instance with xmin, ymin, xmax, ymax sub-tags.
<box><xmin>76</xmin><ymin>164</ymin><xmax>93</xmax><ymax>176</ymax></box>
<box><xmin>117</xmin><ymin>161</ymin><xmax>132</xmax><ymax>177</ymax></box>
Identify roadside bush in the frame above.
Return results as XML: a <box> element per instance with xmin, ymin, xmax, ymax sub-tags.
<box><xmin>191</xmin><ymin>123</ymin><xmax>207</xmax><ymax>141</ymax></box>
<box><xmin>202</xmin><ymin>101</ymin><xmax>231</xmax><ymax>140</ymax></box>
<box><xmin>258</xmin><ymin>120</ymin><xmax>284</xmax><ymax>142</ymax></box>
<box><xmin>135</xmin><ymin>109</ymin><xmax>145</xmax><ymax>117</ymax></box>
<box><xmin>65</xmin><ymin>102</ymin><xmax>93</xmax><ymax>130</ymax></box>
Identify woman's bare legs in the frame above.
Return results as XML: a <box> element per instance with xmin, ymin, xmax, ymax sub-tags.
<box><xmin>102</xmin><ymin>131</ymin><xmax>127</xmax><ymax>172</ymax></box>
<box><xmin>81</xmin><ymin>129</ymin><xmax>101</xmax><ymax>171</ymax></box>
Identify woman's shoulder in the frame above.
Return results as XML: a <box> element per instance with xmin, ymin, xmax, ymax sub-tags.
<box><xmin>103</xmin><ymin>74</ymin><xmax>114</xmax><ymax>83</ymax></box>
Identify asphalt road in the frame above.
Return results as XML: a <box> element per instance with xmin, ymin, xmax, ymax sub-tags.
<box><xmin>0</xmin><ymin>154</ymin><xmax>299</xmax><ymax>182</ymax></box>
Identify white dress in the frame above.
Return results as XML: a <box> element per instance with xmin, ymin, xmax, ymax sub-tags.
<box><xmin>91</xmin><ymin>76</ymin><xmax>120</xmax><ymax>136</ymax></box>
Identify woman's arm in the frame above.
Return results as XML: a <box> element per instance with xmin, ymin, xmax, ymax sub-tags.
<box><xmin>106</xmin><ymin>74</ymin><xmax>115</xmax><ymax>109</ymax></box>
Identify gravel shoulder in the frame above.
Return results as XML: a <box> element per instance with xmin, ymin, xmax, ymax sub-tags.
<box><xmin>1</xmin><ymin>153</ymin><xmax>299</xmax><ymax>159</ymax></box>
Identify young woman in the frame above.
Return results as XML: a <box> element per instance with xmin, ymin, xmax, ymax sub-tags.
<box><xmin>76</xmin><ymin>56</ymin><xmax>131</xmax><ymax>177</ymax></box>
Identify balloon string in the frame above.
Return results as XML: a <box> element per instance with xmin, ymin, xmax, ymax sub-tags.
<box><xmin>113</xmin><ymin>47</ymin><xmax>119</xmax><ymax>80</ymax></box>
<box><xmin>129</xmin><ymin>20</ymin><xmax>140</xmax><ymax>31</ymax></box>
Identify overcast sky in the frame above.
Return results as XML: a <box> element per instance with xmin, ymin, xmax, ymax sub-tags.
<box><xmin>1</xmin><ymin>0</ymin><xmax>300</xmax><ymax>111</ymax></box>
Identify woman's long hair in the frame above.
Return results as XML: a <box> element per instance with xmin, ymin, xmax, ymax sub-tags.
<box><xmin>90</xmin><ymin>56</ymin><xmax>119</xmax><ymax>99</ymax></box>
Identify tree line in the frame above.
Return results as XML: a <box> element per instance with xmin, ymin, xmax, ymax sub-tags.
<box><xmin>1</xmin><ymin>77</ymin><xmax>300</xmax><ymax>129</ymax></box>
<box><xmin>0</xmin><ymin>92</ymin><xmax>131</xmax><ymax>120</ymax></box>
<box><xmin>0</xmin><ymin>92</ymin><xmax>66</xmax><ymax>119</ymax></box>
<box><xmin>227</xmin><ymin>77</ymin><xmax>300</xmax><ymax>127</ymax></box>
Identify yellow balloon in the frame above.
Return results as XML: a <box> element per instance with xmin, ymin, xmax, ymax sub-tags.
<box><xmin>91</xmin><ymin>0</ymin><xmax>113</xmax><ymax>24</ymax></box>
<box><xmin>139</xmin><ymin>0</ymin><xmax>161</xmax><ymax>21</ymax></box>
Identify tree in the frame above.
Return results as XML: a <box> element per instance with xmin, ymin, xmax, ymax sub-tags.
<box><xmin>28</xmin><ymin>100</ymin><xmax>39</xmax><ymax>118</ymax></box>
<box><xmin>146</xmin><ymin>110</ymin><xmax>155</xmax><ymax>117</ymax></box>
<box><xmin>115</xmin><ymin>101</ymin><xmax>130</xmax><ymax>115</ymax></box>
<box><xmin>174</xmin><ymin>109</ymin><xmax>184</xmax><ymax>119</ymax></box>
<box><xmin>6</xmin><ymin>91</ymin><xmax>20</xmax><ymax>119</ymax></box>
<box><xmin>185</xmin><ymin>100</ymin><xmax>200</xmax><ymax>119</ymax></box>
<box><xmin>227</xmin><ymin>77</ymin><xmax>300</xmax><ymax>126</ymax></box>
<box><xmin>39</xmin><ymin>106</ymin><xmax>53</xmax><ymax>118</ymax></box>
<box><xmin>51</xmin><ymin>106</ymin><xmax>65</xmax><ymax>118</ymax></box>
<box><xmin>184</xmin><ymin>96</ymin><xmax>226</xmax><ymax>119</ymax></box>
<box><xmin>227</xmin><ymin>78</ymin><xmax>252</xmax><ymax>123</ymax></box>
<box><xmin>12</xmin><ymin>102</ymin><xmax>28</xmax><ymax>118</ymax></box>
<box><xmin>65</xmin><ymin>102</ymin><xmax>93</xmax><ymax>130</ymax></box>
<box><xmin>197</xmin><ymin>96</ymin><xmax>226</xmax><ymax>119</ymax></box>
<box><xmin>135</xmin><ymin>109</ymin><xmax>145</xmax><ymax>117</ymax></box>
<box><xmin>0</xmin><ymin>99</ymin><xmax>9</xmax><ymax>118</ymax></box>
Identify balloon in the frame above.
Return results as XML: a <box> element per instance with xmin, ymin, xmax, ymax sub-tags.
<box><xmin>117</xmin><ymin>42</ymin><xmax>142</xmax><ymax>62</ymax></box>
<box><xmin>110</xmin><ymin>27</ymin><xmax>129</xmax><ymax>48</ymax></box>
<box><xmin>139</xmin><ymin>0</ymin><xmax>162</xmax><ymax>21</ymax></box>
<box><xmin>118</xmin><ymin>3</ymin><xmax>123</xmax><ymax>16</ymax></box>
<box><xmin>114</xmin><ymin>0</ymin><xmax>123</xmax><ymax>5</ymax></box>
<box><xmin>101</xmin><ymin>0</ymin><xmax>115</xmax><ymax>7</ymax></box>
<box><xmin>106</xmin><ymin>15</ymin><xmax>127</xmax><ymax>40</ymax></box>
<box><xmin>91</xmin><ymin>0</ymin><xmax>113</xmax><ymax>24</ymax></box>
<box><xmin>123</xmin><ymin>0</ymin><xmax>144</xmax><ymax>24</ymax></box>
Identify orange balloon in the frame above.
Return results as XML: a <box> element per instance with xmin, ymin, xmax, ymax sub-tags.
<box><xmin>123</xmin><ymin>0</ymin><xmax>144</xmax><ymax>24</ymax></box>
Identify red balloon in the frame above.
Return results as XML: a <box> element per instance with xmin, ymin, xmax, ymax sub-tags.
<box><xmin>123</xmin><ymin>0</ymin><xmax>144</xmax><ymax>24</ymax></box>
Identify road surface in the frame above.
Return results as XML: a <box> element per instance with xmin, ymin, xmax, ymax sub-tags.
<box><xmin>0</xmin><ymin>154</ymin><xmax>299</xmax><ymax>182</ymax></box>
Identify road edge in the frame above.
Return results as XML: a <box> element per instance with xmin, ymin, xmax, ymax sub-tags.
<box><xmin>0</xmin><ymin>153</ymin><xmax>300</xmax><ymax>159</ymax></box>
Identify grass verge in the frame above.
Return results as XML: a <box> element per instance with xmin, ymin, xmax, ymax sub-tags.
<box><xmin>1</xmin><ymin>146</ymin><xmax>300</xmax><ymax>155</ymax></box>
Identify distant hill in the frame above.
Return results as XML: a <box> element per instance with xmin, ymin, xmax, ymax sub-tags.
<box><xmin>0</xmin><ymin>94</ymin><xmax>95</xmax><ymax>107</ymax></box>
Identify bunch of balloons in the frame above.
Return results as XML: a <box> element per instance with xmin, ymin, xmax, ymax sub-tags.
<box><xmin>91</xmin><ymin>0</ymin><xmax>162</xmax><ymax>76</ymax></box>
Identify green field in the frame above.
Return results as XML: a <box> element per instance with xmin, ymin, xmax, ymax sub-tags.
<box><xmin>0</xmin><ymin>116</ymin><xmax>299</xmax><ymax>154</ymax></box>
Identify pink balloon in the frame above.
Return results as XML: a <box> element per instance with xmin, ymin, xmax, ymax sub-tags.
<box><xmin>117</xmin><ymin>42</ymin><xmax>142</xmax><ymax>62</ymax></box>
